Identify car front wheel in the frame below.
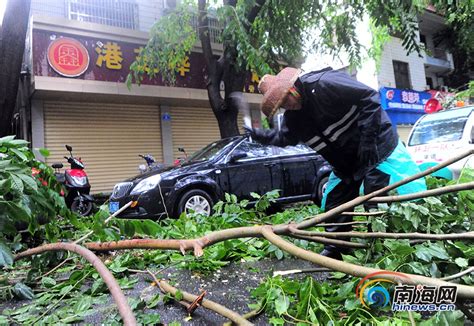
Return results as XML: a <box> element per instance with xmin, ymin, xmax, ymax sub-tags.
<box><xmin>314</xmin><ymin>175</ymin><xmax>329</xmax><ymax>206</ymax></box>
<box><xmin>177</xmin><ymin>189</ymin><xmax>213</xmax><ymax>217</ymax></box>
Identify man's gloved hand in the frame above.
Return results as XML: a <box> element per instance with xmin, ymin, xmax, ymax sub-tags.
<box><xmin>244</xmin><ymin>126</ymin><xmax>271</xmax><ymax>144</ymax></box>
<box><xmin>358</xmin><ymin>140</ymin><xmax>379</xmax><ymax>167</ymax></box>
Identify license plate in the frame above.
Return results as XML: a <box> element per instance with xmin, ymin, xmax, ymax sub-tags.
<box><xmin>109</xmin><ymin>201</ymin><xmax>120</xmax><ymax>213</ymax></box>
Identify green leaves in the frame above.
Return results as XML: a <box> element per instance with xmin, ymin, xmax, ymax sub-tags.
<box><xmin>12</xmin><ymin>283</ymin><xmax>35</xmax><ymax>300</ymax></box>
<box><xmin>0</xmin><ymin>241</ymin><xmax>13</xmax><ymax>267</ymax></box>
<box><xmin>414</xmin><ymin>243</ymin><xmax>450</xmax><ymax>262</ymax></box>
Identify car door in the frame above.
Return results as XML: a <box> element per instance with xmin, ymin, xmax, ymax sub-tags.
<box><xmin>221</xmin><ymin>140</ymin><xmax>281</xmax><ymax>199</ymax></box>
<box><xmin>273</xmin><ymin>144</ymin><xmax>317</xmax><ymax>199</ymax></box>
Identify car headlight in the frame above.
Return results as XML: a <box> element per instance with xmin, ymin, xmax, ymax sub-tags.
<box><xmin>130</xmin><ymin>174</ymin><xmax>161</xmax><ymax>195</ymax></box>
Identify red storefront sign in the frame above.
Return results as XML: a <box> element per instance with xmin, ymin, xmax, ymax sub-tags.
<box><xmin>47</xmin><ymin>37</ymin><xmax>90</xmax><ymax>77</ymax></box>
<box><xmin>34</xmin><ymin>30</ymin><xmax>260</xmax><ymax>93</ymax></box>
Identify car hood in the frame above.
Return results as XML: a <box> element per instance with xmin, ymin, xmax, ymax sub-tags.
<box><xmin>126</xmin><ymin>160</ymin><xmax>213</xmax><ymax>183</ymax></box>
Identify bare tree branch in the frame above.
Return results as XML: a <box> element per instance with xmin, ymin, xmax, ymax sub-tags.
<box><xmin>157</xmin><ymin>278</ymin><xmax>253</xmax><ymax>325</ymax></box>
<box><xmin>288</xmin><ymin>233</ymin><xmax>368</xmax><ymax>249</ymax></box>
<box><xmin>290</xmin><ymin>230</ymin><xmax>474</xmax><ymax>241</ymax></box>
<box><xmin>369</xmin><ymin>181</ymin><xmax>474</xmax><ymax>203</ymax></box>
<box><xmin>441</xmin><ymin>267</ymin><xmax>474</xmax><ymax>281</ymax></box>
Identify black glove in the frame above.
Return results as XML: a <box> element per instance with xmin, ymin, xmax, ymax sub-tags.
<box><xmin>358</xmin><ymin>140</ymin><xmax>379</xmax><ymax>167</ymax></box>
<box><xmin>244</xmin><ymin>126</ymin><xmax>272</xmax><ymax>144</ymax></box>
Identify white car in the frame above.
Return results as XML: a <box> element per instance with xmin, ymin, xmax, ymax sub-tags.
<box><xmin>406</xmin><ymin>105</ymin><xmax>474</xmax><ymax>180</ymax></box>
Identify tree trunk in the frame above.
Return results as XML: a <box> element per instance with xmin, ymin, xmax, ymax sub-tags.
<box><xmin>198</xmin><ymin>0</ymin><xmax>264</xmax><ymax>139</ymax></box>
<box><xmin>0</xmin><ymin>0</ymin><xmax>31</xmax><ymax>137</ymax></box>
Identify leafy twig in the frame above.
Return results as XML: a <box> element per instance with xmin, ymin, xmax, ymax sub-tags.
<box><xmin>14</xmin><ymin>243</ymin><xmax>136</xmax><ymax>326</ymax></box>
<box><xmin>31</xmin><ymin>270</ymin><xmax>91</xmax><ymax>324</ymax></box>
<box><xmin>74</xmin><ymin>201</ymin><xmax>133</xmax><ymax>244</ymax></box>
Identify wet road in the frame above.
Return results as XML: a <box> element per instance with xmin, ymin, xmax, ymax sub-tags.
<box><xmin>85</xmin><ymin>258</ymin><xmax>330</xmax><ymax>325</ymax></box>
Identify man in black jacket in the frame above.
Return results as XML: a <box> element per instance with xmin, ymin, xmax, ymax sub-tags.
<box><xmin>247</xmin><ymin>67</ymin><xmax>426</xmax><ymax>260</ymax></box>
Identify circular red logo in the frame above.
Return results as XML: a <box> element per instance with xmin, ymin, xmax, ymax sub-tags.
<box><xmin>386</xmin><ymin>90</ymin><xmax>394</xmax><ymax>100</ymax></box>
<box><xmin>47</xmin><ymin>37</ymin><xmax>89</xmax><ymax>77</ymax></box>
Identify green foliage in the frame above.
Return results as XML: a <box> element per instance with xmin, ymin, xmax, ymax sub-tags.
<box><xmin>127</xmin><ymin>0</ymin><xmax>197</xmax><ymax>88</ymax></box>
<box><xmin>0</xmin><ymin>136</ymin><xmax>69</xmax><ymax>261</ymax></box>
<box><xmin>127</xmin><ymin>0</ymin><xmax>459</xmax><ymax>86</ymax></box>
<box><xmin>1</xmin><ymin>174</ymin><xmax>473</xmax><ymax>324</ymax></box>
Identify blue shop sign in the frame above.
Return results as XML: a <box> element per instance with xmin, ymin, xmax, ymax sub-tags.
<box><xmin>380</xmin><ymin>87</ymin><xmax>432</xmax><ymax>125</ymax></box>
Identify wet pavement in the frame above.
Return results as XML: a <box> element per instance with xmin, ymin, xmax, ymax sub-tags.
<box><xmin>85</xmin><ymin>258</ymin><xmax>330</xmax><ymax>325</ymax></box>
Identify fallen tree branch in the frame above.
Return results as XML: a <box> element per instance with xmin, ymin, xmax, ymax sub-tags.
<box><xmin>315</xmin><ymin>221</ymin><xmax>369</xmax><ymax>227</ymax></box>
<box><xmin>297</xmin><ymin>149</ymin><xmax>474</xmax><ymax>229</ymax></box>
<box><xmin>260</xmin><ymin>226</ymin><xmax>474</xmax><ymax>299</ymax></box>
<box><xmin>75</xmin><ymin>201</ymin><xmax>133</xmax><ymax>244</ymax></box>
<box><xmin>273</xmin><ymin>267</ymin><xmax>331</xmax><ymax>277</ymax></box>
<box><xmin>34</xmin><ymin>256</ymin><xmax>74</xmax><ymax>281</ymax></box>
<box><xmin>369</xmin><ymin>181</ymin><xmax>474</xmax><ymax>203</ymax></box>
<box><xmin>86</xmin><ymin>154</ymin><xmax>474</xmax><ymax>254</ymax></box>
<box><xmin>290</xmin><ymin>230</ymin><xmax>474</xmax><ymax>241</ymax></box>
<box><xmin>341</xmin><ymin>211</ymin><xmax>386</xmax><ymax>216</ymax></box>
<box><xmin>14</xmin><ymin>243</ymin><xmax>136</xmax><ymax>326</ymax></box>
<box><xmin>441</xmin><ymin>267</ymin><xmax>474</xmax><ymax>281</ymax></box>
<box><xmin>288</xmin><ymin>233</ymin><xmax>368</xmax><ymax>249</ymax></box>
<box><xmin>223</xmin><ymin>300</ymin><xmax>265</xmax><ymax>326</ymax></box>
<box><xmin>157</xmin><ymin>278</ymin><xmax>253</xmax><ymax>325</ymax></box>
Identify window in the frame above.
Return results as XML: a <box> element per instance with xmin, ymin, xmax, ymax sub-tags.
<box><xmin>68</xmin><ymin>0</ymin><xmax>138</xmax><ymax>30</ymax></box>
<box><xmin>426</xmin><ymin>77</ymin><xmax>434</xmax><ymax>90</ymax></box>
<box><xmin>408</xmin><ymin>109</ymin><xmax>472</xmax><ymax>146</ymax></box>
<box><xmin>393</xmin><ymin>60</ymin><xmax>412</xmax><ymax>89</ymax></box>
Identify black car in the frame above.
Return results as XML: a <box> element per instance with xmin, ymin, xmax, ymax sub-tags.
<box><xmin>109</xmin><ymin>136</ymin><xmax>332</xmax><ymax>218</ymax></box>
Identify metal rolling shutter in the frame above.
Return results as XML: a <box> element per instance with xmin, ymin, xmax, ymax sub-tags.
<box><xmin>43</xmin><ymin>101</ymin><xmax>162</xmax><ymax>194</ymax></box>
<box><xmin>169</xmin><ymin>107</ymin><xmax>250</xmax><ymax>160</ymax></box>
<box><xmin>170</xmin><ymin>107</ymin><xmax>221</xmax><ymax>160</ymax></box>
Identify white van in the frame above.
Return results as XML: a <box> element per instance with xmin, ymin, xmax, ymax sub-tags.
<box><xmin>406</xmin><ymin>106</ymin><xmax>474</xmax><ymax>180</ymax></box>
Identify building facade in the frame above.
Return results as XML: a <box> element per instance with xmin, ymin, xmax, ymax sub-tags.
<box><xmin>358</xmin><ymin>9</ymin><xmax>455</xmax><ymax>142</ymax></box>
<box><xmin>24</xmin><ymin>0</ymin><xmax>262</xmax><ymax>194</ymax></box>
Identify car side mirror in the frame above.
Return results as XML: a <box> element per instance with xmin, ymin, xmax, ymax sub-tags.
<box><xmin>230</xmin><ymin>150</ymin><xmax>247</xmax><ymax>163</ymax></box>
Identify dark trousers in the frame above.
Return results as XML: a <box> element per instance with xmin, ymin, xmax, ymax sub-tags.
<box><xmin>324</xmin><ymin>168</ymin><xmax>390</xmax><ymax>253</ymax></box>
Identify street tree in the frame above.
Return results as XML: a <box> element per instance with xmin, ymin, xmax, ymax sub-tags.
<box><xmin>0</xmin><ymin>0</ymin><xmax>31</xmax><ymax>137</ymax></box>
<box><xmin>128</xmin><ymin>0</ymin><xmax>472</xmax><ymax>139</ymax></box>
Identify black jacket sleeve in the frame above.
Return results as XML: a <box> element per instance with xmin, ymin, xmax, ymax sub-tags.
<box><xmin>252</xmin><ymin>112</ymin><xmax>300</xmax><ymax>147</ymax></box>
<box><xmin>317</xmin><ymin>71</ymin><xmax>381</xmax><ymax>145</ymax></box>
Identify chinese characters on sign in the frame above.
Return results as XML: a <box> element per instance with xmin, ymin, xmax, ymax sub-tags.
<box><xmin>95</xmin><ymin>41</ymin><xmax>123</xmax><ymax>69</ymax></box>
<box><xmin>380</xmin><ymin>87</ymin><xmax>432</xmax><ymax>111</ymax></box>
<box><xmin>37</xmin><ymin>30</ymin><xmax>260</xmax><ymax>93</ymax></box>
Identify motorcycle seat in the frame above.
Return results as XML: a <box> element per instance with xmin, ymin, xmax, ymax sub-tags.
<box><xmin>52</xmin><ymin>163</ymin><xmax>64</xmax><ymax>169</ymax></box>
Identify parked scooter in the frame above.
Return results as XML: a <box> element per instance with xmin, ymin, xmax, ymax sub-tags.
<box><xmin>138</xmin><ymin>154</ymin><xmax>165</xmax><ymax>173</ymax></box>
<box><xmin>174</xmin><ymin>147</ymin><xmax>188</xmax><ymax>166</ymax></box>
<box><xmin>52</xmin><ymin>145</ymin><xmax>94</xmax><ymax>216</ymax></box>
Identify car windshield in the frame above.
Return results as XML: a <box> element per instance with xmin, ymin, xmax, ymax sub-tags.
<box><xmin>185</xmin><ymin>137</ymin><xmax>236</xmax><ymax>163</ymax></box>
<box><xmin>408</xmin><ymin>107</ymin><xmax>473</xmax><ymax>146</ymax></box>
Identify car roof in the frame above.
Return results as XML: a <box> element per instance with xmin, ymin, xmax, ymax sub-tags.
<box><xmin>420</xmin><ymin>106</ymin><xmax>473</xmax><ymax>122</ymax></box>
